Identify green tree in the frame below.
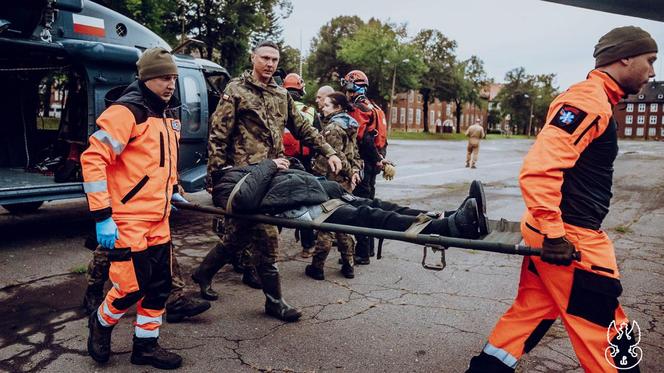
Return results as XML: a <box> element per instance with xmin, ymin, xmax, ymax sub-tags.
<box><xmin>447</xmin><ymin>56</ymin><xmax>488</xmax><ymax>133</ymax></box>
<box><xmin>496</xmin><ymin>68</ymin><xmax>558</xmax><ymax>134</ymax></box>
<box><xmin>412</xmin><ymin>29</ymin><xmax>457</xmax><ymax>132</ymax></box>
<box><xmin>306</xmin><ymin>16</ymin><xmax>364</xmax><ymax>86</ymax></box>
<box><xmin>338</xmin><ymin>19</ymin><xmax>426</xmax><ymax>107</ymax></box>
<box><xmin>279</xmin><ymin>45</ymin><xmax>301</xmax><ymax>75</ymax></box>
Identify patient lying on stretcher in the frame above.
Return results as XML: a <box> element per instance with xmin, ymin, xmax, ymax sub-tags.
<box><xmin>209</xmin><ymin>158</ymin><xmax>490</xmax><ymax>239</ymax></box>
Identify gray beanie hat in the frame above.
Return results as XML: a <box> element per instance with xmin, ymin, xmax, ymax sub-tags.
<box><xmin>594</xmin><ymin>26</ymin><xmax>658</xmax><ymax>68</ymax></box>
<box><xmin>137</xmin><ymin>47</ymin><xmax>178</xmax><ymax>81</ymax></box>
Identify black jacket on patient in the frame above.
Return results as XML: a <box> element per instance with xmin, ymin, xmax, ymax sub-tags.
<box><xmin>210</xmin><ymin>159</ymin><xmax>346</xmax><ymax>214</ymax></box>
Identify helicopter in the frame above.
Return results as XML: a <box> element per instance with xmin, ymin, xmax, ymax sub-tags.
<box><xmin>0</xmin><ymin>0</ymin><xmax>230</xmax><ymax>213</ymax></box>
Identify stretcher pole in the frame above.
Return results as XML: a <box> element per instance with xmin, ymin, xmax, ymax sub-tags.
<box><xmin>173</xmin><ymin>201</ymin><xmax>543</xmax><ymax>257</ymax></box>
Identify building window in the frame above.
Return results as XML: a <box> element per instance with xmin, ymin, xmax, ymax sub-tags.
<box><xmin>408</xmin><ymin>91</ymin><xmax>414</xmax><ymax>103</ymax></box>
<box><xmin>638</xmin><ymin>103</ymin><xmax>646</xmax><ymax>112</ymax></box>
<box><xmin>624</xmin><ymin>127</ymin><xmax>632</xmax><ymax>136</ymax></box>
<box><xmin>407</xmin><ymin>108</ymin><xmax>413</xmax><ymax>125</ymax></box>
<box><xmin>625</xmin><ymin>115</ymin><xmax>633</xmax><ymax>124</ymax></box>
<box><xmin>636</xmin><ymin>127</ymin><xmax>644</xmax><ymax>137</ymax></box>
<box><xmin>651</xmin><ymin>103</ymin><xmax>659</xmax><ymax>112</ymax></box>
<box><xmin>626</xmin><ymin>103</ymin><xmax>634</xmax><ymax>112</ymax></box>
<box><xmin>648</xmin><ymin>127</ymin><xmax>656</xmax><ymax>137</ymax></box>
<box><xmin>638</xmin><ymin>94</ymin><xmax>645</xmax><ymax>100</ymax></box>
<box><xmin>658</xmin><ymin>93</ymin><xmax>664</xmax><ymax>99</ymax></box>
<box><xmin>430</xmin><ymin>110</ymin><xmax>435</xmax><ymax>125</ymax></box>
<box><xmin>416</xmin><ymin>109</ymin><xmax>421</xmax><ymax>125</ymax></box>
<box><xmin>637</xmin><ymin>115</ymin><xmax>645</xmax><ymax>125</ymax></box>
<box><xmin>391</xmin><ymin>107</ymin><xmax>397</xmax><ymax>124</ymax></box>
<box><xmin>399</xmin><ymin>108</ymin><xmax>406</xmax><ymax>124</ymax></box>
<box><xmin>662</xmin><ymin>115</ymin><xmax>664</xmax><ymax>124</ymax></box>
<box><xmin>650</xmin><ymin>115</ymin><xmax>658</xmax><ymax>125</ymax></box>
<box><xmin>446</xmin><ymin>106</ymin><xmax>451</xmax><ymax>117</ymax></box>
<box><xmin>661</xmin><ymin>127</ymin><xmax>664</xmax><ymax>137</ymax></box>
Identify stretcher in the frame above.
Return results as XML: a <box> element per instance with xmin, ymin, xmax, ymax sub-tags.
<box><xmin>172</xmin><ymin>201</ymin><xmax>577</xmax><ymax>271</ymax></box>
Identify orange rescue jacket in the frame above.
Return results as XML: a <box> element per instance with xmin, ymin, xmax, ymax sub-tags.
<box><xmin>81</xmin><ymin>80</ymin><xmax>181</xmax><ymax>222</ymax></box>
<box><xmin>519</xmin><ymin>70</ymin><xmax>624</xmax><ymax>238</ymax></box>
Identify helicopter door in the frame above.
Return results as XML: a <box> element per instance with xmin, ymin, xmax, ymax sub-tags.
<box><xmin>177</xmin><ymin>67</ymin><xmax>208</xmax><ymax>172</ymax></box>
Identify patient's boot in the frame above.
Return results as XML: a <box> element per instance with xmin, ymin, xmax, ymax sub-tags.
<box><xmin>446</xmin><ymin>198</ymin><xmax>482</xmax><ymax>239</ymax></box>
<box><xmin>444</xmin><ymin>180</ymin><xmax>489</xmax><ymax>235</ymax></box>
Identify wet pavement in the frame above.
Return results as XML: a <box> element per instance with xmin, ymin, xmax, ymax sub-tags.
<box><xmin>1</xmin><ymin>138</ymin><xmax>663</xmax><ymax>372</ymax></box>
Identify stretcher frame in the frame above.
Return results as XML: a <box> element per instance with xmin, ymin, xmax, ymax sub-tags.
<box><xmin>173</xmin><ymin>201</ymin><xmax>560</xmax><ymax>271</ymax></box>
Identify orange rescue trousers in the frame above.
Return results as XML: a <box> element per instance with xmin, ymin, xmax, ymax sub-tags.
<box><xmin>96</xmin><ymin>218</ymin><xmax>172</xmax><ymax>339</ymax></box>
<box><xmin>467</xmin><ymin>213</ymin><xmax>638</xmax><ymax>372</ymax></box>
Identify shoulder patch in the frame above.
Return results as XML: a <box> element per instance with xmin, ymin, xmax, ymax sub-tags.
<box><xmin>549</xmin><ymin>105</ymin><xmax>587</xmax><ymax>134</ymax></box>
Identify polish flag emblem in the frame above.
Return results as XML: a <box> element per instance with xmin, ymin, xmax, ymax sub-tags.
<box><xmin>72</xmin><ymin>14</ymin><xmax>106</xmax><ymax>37</ymax></box>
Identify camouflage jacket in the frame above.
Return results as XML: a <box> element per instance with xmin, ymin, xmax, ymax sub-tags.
<box><xmin>207</xmin><ymin>71</ymin><xmax>335</xmax><ymax>186</ymax></box>
<box><xmin>312</xmin><ymin>111</ymin><xmax>363</xmax><ymax>190</ymax></box>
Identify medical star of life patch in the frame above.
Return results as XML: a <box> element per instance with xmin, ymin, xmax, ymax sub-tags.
<box><xmin>549</xmin><ymin>105</ymin><xmax>587</xmax><ymax>134</ymax></box>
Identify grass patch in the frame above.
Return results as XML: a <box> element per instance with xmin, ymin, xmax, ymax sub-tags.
<box><xmin>614</xmin><ymin>225</ymin><xmax>631</xmax><ymax>234</ymax></box>
<box><xmin>388</xmin><ymin>131</ymin><xmax>530</xmax><ymax>141</ymax></box>
<box><xmin>70</xmin><ymin>265</ymin><xmax>87</xmax><ymax>274</ymax></box>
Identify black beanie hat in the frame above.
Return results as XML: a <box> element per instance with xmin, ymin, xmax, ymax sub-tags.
<box><xmin>137</xmin><ymin>47</ymin><xmax>178</xmax><ymax>81</ymax></box>
<box><xmin>594</xmin><ymin>26</ymin><xmax>658</xmax><ymax>68</ymax></box>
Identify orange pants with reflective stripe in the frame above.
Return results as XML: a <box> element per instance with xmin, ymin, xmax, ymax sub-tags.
<box><xmin>484</xmin><ymin>212</ymin><xmax>635</xmax><ymax>372</ymax></box>
<box><xmin>97</xmin><ymin>218</ymin><xmax>172</xmax><ymax>338</ymax></box>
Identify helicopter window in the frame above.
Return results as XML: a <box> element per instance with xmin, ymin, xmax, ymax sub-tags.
<box><xmin>115</xmin><ymin>23</ymin><xmax>127</xmax><ymax>37</ymax></box>
<box><xmin>182</xmin><ymin>75</ymin><xmax>202</xmax><ymax>132</ymax></box>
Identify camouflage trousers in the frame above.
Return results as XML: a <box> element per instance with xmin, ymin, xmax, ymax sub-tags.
<box><xmin>86</xmin><ymin>245</ymin><xmax>185</xmax><ymax>306</ymax></box>
<box><xmin>214</xmin><ymin>216</ymin><xmax>255</xmax><ymax>269</ymax></box>
<box><xmin>221</xmin><ymin>218</ymin><xmax>279</xmax><ymax>267</ymax></box>
<box><xmin>312</xmin><ymin>231</ymin><xmax>355</xmax><ymax>270</ymax></box>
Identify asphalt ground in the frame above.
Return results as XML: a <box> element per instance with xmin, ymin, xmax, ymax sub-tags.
<box><xmin>0</xmin><ymin>138</ymin><xmax>662</xmax><ymax>372</ymax></box>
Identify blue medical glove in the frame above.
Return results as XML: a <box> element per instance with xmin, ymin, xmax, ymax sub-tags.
<box><xmin>96</xmin><ymin>217</ymin><xmax>119</xmax><ymax>249</ymax></box>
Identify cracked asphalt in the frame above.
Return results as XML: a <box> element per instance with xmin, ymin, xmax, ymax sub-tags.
<box><xmin>1</xmin><ymin>138</ymin><xmax>663</xmax><ymax>372</ymax></box>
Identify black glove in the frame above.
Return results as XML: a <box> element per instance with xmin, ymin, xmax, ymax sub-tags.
<box><xmin>541</xmin><ymin>236</ymin><xmax>578</xmax><ymax>266</ymax></box>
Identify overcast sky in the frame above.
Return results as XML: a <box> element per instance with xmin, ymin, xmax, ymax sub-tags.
<box><xmin>280</xmin><ymin>0</ymin><xmax>664</xmax><ymax>90</ymax></box>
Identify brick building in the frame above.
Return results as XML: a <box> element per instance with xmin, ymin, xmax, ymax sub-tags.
<box><xmin>388</xmin><ymin>90</ymin><xmax>486</xmax><ymax>133</ymax></box>
<box><xmin>614</xmin><ymin>81</ymin><xmax>664</xmax><ymax>140</ymax></box>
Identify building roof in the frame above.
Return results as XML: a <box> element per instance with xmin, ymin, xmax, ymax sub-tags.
<box><xmin>622</xmin><ymin>81</ymin><xmax>664</xmax><ymax>103</ymax></box>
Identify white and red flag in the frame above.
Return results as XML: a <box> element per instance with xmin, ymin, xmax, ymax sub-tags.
<box><xmin>72</xmin><ymin>14</ymin><xmax>105</xmax><ymax>37</ymax></box>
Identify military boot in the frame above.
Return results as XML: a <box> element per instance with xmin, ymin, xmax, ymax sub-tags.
<box><xmin>242</xmin><ymin>265</ymin><xmax>262</xmax><ymax>289</ymax></box>
<box><xmin>444</xmin><ymin>180</ymin><xmax>489</xmax><ymax>235</ymax></box>
<box><xmin>340</xmin><ymin>256</ymin><xmax>355</xmax><ymax>279</ymax></box>
<box><xmin>87</xmin><ymin>310</ymin><xmax>114</xmax><ymax>363</ymax></box>
<box><xmin>165</xmin><ymin>296</ymin><xmax>211</xmax><ymax>323</ymax></box>
<box><xmin>447</xmin><ymin>198</ymin><xmax>481</xmax><ymax>239</ymax></box>
<box><xmin>82</xmin><ymin>284</ymin><xmax>105</xmax><ymax>315</ymax></box>
<box><xmin>306</xmin><ymin>251</ymin><xmax>327</xmax><ymax>280</ymax></box>
<box><xmin>130</xmin><ymin>336</ymin><xmax>182</xmax><ymax>370</ymax></box>
<box><xmin>191</xmin><ymin>243</ymin><xmax>229</xmax><ymax>300</ymax></box>
<box><xmin>260</xmin><ymin>263</ymin><xmax>302</xmax><ymax>322</ymax></box>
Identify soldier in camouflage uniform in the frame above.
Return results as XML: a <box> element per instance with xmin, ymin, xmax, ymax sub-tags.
<box><xmin>191</xmin><ymin>40</ymin><xmax>342</xmax><ymax>322</ymax></box>
<box><xmin>82</xmin><ymin>239</ymin><xmax>211</xmax><ymax>323</ymax></box>
<box><xmin>306</xmin><ymin>92</ymin><xmax>363</xmax><ymax>280</ymax></box>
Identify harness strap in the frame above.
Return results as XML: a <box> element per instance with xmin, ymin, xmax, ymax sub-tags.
<box><xmin>404</xmin><ymin>213</ymin><xmax>434</xmax><ymax>239</ymax></box>
<box><xmin>225</xmin><ymin>173</ymin><xmax>250</xmax><ymax>213</ymax></box>
<box><xmin>313</xmin><ymin>199</ymin><xmax>347</xmax><ymax>224</ymax></box>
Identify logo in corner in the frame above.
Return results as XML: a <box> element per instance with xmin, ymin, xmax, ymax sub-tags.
<box><xmin>605</xmin><ymin>320</ymin><xmax>642</xmax><ymax>370</ymax></box>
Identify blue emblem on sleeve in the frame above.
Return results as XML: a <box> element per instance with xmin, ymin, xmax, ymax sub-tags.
<box><xmin>559</xmin><ymin>110</ymin><xmax>575</xmax><ymax>125</ymax></box>
<box><xmin>171</xmin><ymin>120</ymin><xmax>181</xmax><ymax>131</ymax></box>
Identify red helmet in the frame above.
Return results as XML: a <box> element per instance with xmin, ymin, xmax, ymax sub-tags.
<box><xmin>283</xmin><ymin>73</ymin><xmax>305</xmax><ymax>91</ymax></box>
<box><xmin>342</xmin><ymin>70</ymin><xmax>369</xmax><ymax>88</ymax></box>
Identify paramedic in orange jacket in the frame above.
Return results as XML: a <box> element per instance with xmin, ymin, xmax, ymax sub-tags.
<box><xmin>467</xmin><ymin>27</ymin><xmax>657</xmax><ymax>373</ymax></box>
<box><xmin>81</xmin><ymin>48</ymin><xmax>184</xmax><ymax>370</ymax></box>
